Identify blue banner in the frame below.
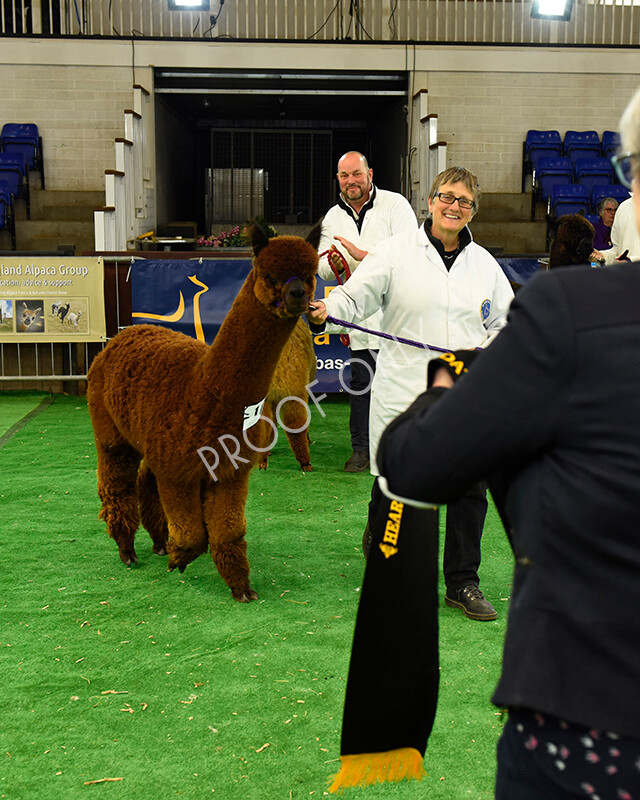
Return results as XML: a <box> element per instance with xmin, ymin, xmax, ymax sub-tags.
<box><xmin>496</xmin><ymin>256</ymin><xmax>544</xmax><ymax>285</ymax></box>
<box><xmin>130</xmin><ymin>258</ymin><xmax>350</xmax><ymax>393</ymax></box>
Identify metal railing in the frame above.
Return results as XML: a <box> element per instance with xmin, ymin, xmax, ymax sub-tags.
<box><xmin>2</xmin><ymin>0</ymin><xmax>638</xmax><ymax>46</ymax></box>
<box><xmin>0</xmin><ymin>258</ymin><xmax>131</xmax><ymax>386</ymax></box>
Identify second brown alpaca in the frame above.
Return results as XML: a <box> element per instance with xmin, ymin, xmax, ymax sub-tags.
<box><xmin>258</xmin><ymin>317</ymin><xmax>317</xmax><ymax>472</ymax></box>
<box><xmin>548</xmin><ymin>213</ymin><xmax>595</xmax><ymax>269</ymax></box>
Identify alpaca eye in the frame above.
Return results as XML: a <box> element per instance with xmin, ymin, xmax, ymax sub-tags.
<box><xmin>264</xmin><ymin>274</ymin><xmax>278</xmax><ymax>287</ymax></box>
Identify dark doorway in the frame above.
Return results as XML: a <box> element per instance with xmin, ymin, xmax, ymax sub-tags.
<box><xmin>154</xmin><ymin>68</ymin><xmax>409</xmax><ymax>236</ymax></box>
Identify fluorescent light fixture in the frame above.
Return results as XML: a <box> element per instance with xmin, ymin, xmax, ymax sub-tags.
<box><xmin>168</xmin><ymin>0</ymin><xmax>210</xmax><ymax>9</ymax></box>
<box><xmin>531</xmin><ymin>0</ymin><xmax>574</xmax><ymax>20</ymax></box>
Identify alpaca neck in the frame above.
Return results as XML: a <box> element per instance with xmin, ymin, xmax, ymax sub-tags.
<box><xmin>202</xmin><ymin>271</ymin><xmax>297</xmax><ymax>403</ymax></box>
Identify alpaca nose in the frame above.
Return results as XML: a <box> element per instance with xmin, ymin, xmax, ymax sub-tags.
<box><xmin>284</xmin><ymin>278</ymin><xmax>306</xmax><ymax>303</ymax></box>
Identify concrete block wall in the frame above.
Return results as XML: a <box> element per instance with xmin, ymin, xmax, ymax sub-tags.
<box><xmin>0</xmin><ymin>64</ymin><xmax>139</xmax><ymax>192</ymax></box>
<box><xmin>421</xmin><ymin>71</ymin><xmax>640</xmax><ymax>194</ymax></box>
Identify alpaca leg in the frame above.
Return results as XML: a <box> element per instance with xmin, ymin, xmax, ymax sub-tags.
<box><xmin>256</xmin><ymin>403</ymin><xmax>276</xmax><ymax>470</ymax></box>
<box><xmin>154</xmin><ymin>479</ymin><xmax>208</xmax><ymax>573</ymax></box>
<box><xmin>203</xmin><ymin>475</ymin><xmax>257</xmax><ymax>603</ymax></box>
<box><xmin>278</xmin><ymin>397</ymin><xmax>313</xmax><ymax>471</ymax></box>
<box><xmin>95</xmin><ymin>441</ymin><xmax>142</xmax><ymax>566</ymax></box>
<box><xmin>137</xmin><ymin>461</ymin><xmax>169</xmax><ymax>555</ymax></box>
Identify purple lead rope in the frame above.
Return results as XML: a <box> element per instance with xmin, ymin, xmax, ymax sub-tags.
<box><xmin>325</xmin><ymin>315</ymin><xmax>451</xmax><ymax>354</ymax></box>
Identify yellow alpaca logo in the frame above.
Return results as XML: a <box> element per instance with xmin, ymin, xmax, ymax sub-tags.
<box><xmin>132</xmin><ymin>275</ymin><xmax>210</xmax><ymax>342</ymax></box>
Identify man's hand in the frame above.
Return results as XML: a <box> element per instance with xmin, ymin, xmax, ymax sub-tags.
<box><xmin>333</xmin><ymin>237</ymin><xmax>368</xmax><ymax>263</ymax></box>
<box><xmin>430</xmin><ymin>367</ymin><xmax>455</xmax><ymax>389</ymax></box>
<box><xmin>307</xmin><ymin>300</ymin><xmax>328</xmax><ymax>323</ymax></box>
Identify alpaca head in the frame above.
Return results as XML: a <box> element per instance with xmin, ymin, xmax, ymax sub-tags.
<box><xmin>548</xmin><ymin>212</ymin><xmax>595</xmax><ymax>269</ymax></box>
<box><xmin>250</xmin><ymin>221</ymin><xmax>321</xmax><ymax>317</ymax></box>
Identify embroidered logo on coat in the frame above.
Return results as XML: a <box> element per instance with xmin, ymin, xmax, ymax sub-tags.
<box><xmin>481</xmin><ymin>299</ymin><xmax>491</xmax><ymax>322</ymax></box>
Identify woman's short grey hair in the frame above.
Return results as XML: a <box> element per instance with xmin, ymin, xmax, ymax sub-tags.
<box><xmin>597</xmin><ymin>197</ymin><xmax>619</xmax><ymax>215</ymax></box>
<box><xmin>429</xmin><ymin>166</ymin><xmax>481</xmax><ymax>213</ymax></box>
<box><xmin>619</xmin><ymin>86</ymin><xmax>640</xmax><ymax>179</ymax></box>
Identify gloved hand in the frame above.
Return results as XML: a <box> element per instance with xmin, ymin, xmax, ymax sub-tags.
<box><xmin>427</xmin><ymin>348</ymin><xmax>481</xmax><ymax>387</ymax></box>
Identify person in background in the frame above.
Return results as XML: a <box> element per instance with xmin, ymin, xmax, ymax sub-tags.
<box><xmin>309</xmin><ymin>166</ymin><xmax>514</xmax><ymax>621</ymax></box>
<box><xmin>593</xmin><ymin>194</ymin><xmax>639</xmax><ymax>263</ymax></box>
<box><xmin>591</xmin><ymin>196</ymin><xmax>618</xmax><ymax>250</ymax></box>
<box><xmin>376</xmin><ymin>86</ymin><xmax>640</xmax><ymax>799</ymax></box>
<box><xmin>317</xmin><ymin>151</ymin><xmax>417</xmax><ymax>473</ymax></box>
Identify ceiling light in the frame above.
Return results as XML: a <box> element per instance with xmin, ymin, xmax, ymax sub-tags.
<box><xmin>168</xmin><ymin>0</ymin><xmax>210</xmax><ymax>10</ymax></box>
<box><xmin>531</xmin><ymin>0</ymin><xmax>574</xmax><ymax>20</ymax></box>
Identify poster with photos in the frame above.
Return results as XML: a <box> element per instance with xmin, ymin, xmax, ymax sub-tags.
<box><xmin>0</xmin><ymin>257</ymin><xmax>106</xmax><ymax>342</ymax></box>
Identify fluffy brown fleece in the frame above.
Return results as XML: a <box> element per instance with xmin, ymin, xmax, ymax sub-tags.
<box><xmin>87</xmin><ymin>223</ymin><xmax>320</xmax><ymax>602</ymax></box>
<box><xmin>257</xmin><ymin>317</ymin><xmax>317</xmax><ymax>472</ymax></box>
<box><xmin>548</xmin><ymin>213</ymin><xmax>595</xmax><ymax>269</ymax></box>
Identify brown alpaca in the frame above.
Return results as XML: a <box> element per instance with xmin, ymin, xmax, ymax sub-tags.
<box><xmin>87</xmin><ymin>223</ymin><xmax>319</xmax><ymax>602</ymax></box>
<box><xmin>548</xmin><ymin>213</ymin><xmax>595</xmax><ymax>269</ymax></box>
<box><xmin>257</xmin><ymin>317</ymin><xmax>317</xmax><ymax>472</ymax></box>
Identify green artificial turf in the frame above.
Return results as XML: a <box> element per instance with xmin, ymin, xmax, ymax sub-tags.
<box><xmin>0</xmin><ymin>393</ymin><xmax>512</xmax><ymax>800</ymax></box>
<box><xmin>0</xmin><ymin>391</ymin><xmax>52</xmax><ymax>442</ymax></box>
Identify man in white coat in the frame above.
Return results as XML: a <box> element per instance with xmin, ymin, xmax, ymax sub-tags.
<box><xmin>317</xmin><ymin>151</ymin><xmax>418</xmax><ymax>473</ymax></box>
<box><xmin>309</xmin><ymin>166</ymin><xmax>514</xmax><ymax>620</ymax></box>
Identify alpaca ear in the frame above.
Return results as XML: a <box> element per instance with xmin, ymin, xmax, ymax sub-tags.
<box><xmin>250</xmin><ymin>222</ymin><xmax>270</xmax><ymax>256</ymax></box>
<box><xmin>306</xmin><ymin>218</ymin><xmax>323</xmax><ymax>251</ymax></box>
<box><xmin>546</xmin><ymin>214</ymin><xmax>559</xmax><ymax>235</ymax></box>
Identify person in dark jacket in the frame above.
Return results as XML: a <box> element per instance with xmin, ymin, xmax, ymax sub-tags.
<box><xmin>376</xmin><ymin>86</ymin><xmax>640</xmax><ymax>800</ymax></box>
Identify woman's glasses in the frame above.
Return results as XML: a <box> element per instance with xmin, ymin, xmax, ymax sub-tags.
<box><xmin>434</xmin><ymin>192</ymin><xmax>476</xmax><ymax>210</ymax></box>
<box><xmin>610</xmin><ymin>152</ymin><xmax>639</xmax><ymax>189</ymax></box>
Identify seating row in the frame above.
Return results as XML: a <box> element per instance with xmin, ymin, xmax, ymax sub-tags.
<box><xmin>531</xmin><ymin>155</ymin><xmax>627</xmax><ymax>219</ymax></box>
<box><xmin>522</xmin><ymin>129</ymin><xmax>619</xmax><ymax>194</ymax></box>
<box><xmin>1</xmin><ymin>123</ymin><xmax>44</xmax><ymax>188</ymax></box>
<box><xmin>0</xmin><ymin>123</ymin><xmax>44</xmax><ymax>250</ymax></box>
<box><xmin>547</xmin><ymin>183</ymin><xmax>630</xmax><ymax>220</ymax></box>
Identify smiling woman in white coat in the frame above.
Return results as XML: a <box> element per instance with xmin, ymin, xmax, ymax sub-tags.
<box><xmin>308</xmin><ymin>165</ymin><xmax>514</xmax><ymax>621</ymax></box>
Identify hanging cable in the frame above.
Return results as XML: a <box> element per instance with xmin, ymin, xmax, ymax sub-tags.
<box><xmin>307</xmin><ymin>0</ymin><xmax>342</xmax><ymax>40</ymax></box>
<box><xmin>389</xmin><ymin>0</ymin><xmax>399</xmax><ymax>40</ymax></box>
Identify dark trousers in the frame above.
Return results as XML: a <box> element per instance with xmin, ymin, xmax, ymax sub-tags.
<box><xmin>368</xmin><ymin>478</ymin><xmax>487</xmax><ymax>590</ymax></box>
<box><xmin>443</xmin><ymin>479</ymin><xmax>488</xmax><ymax>590</ymax></box>
<box><xmin>348</xmin><ymin>348</ymin><xmax>378</xmax><ymax>452</ymax></box>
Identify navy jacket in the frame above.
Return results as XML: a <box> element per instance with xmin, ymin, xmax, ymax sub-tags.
<box><xmin>378</xmin><ymin>262</ymin><xmax>640</xmax><ymax>738</ymax></box>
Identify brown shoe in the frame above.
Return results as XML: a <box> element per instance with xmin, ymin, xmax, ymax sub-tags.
<box><xmin>344</xmin><ymin>450</ymin><xmax>370</xmax><ymax>473</ymax></box>
<box><xmin>445</xmin><ymin>584</ymin><xmax>497</xmax><ymax>621</ymax></box>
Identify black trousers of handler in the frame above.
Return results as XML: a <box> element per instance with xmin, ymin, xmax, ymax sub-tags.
<box><xmin>348</xmin><ymin>348</ymin><xmax>378</xmax><ymax>453</ymax></box>
<box><xmin>368</xmin><ymin>478</ymin><xmax>488</xmax><ymax>590</ymax></box>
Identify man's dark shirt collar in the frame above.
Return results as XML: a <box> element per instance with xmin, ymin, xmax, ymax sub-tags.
<box><xmin>337</xmin><ymin>185</ymin><xmax>377</xmax><ymax>233</ymax></box>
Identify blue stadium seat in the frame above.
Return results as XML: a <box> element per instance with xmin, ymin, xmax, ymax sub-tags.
<box><xmin>531</xmin><ymin>156</ymin><xmax>573</xmax><ymax>220</ymax></box>
<box><xmin>574</xmin><ymin>157</ymin><xmax>614</xmax><ymax>191</ymax></box>
<box><xmin>563</xmin><ymin>130</ymin><xmax>601</xmax><ymax>164</ymax></box>
<box><xmin>601</xmin><ymin>130</ymin><xmax>619</xmax><ymax>159</ymax></box>
<box><xmin>591</xmin><ymin>184</ymin><xmax>631</xmax><ymax>214</ymax></box>
<box><xmin>549</xmin><ymin>184</ymin><xmax>591</xmax><ymax>217</ymax></box>
<box><xmin>522</xmin><ymin>130</ymin><xmax>562</xmax><ymax>191</ymax></box>
<box><xmin>1</xmin><ymin>123</ymin><xmax>45</xmax><ymax>189</ymax></box>
<box><xmin>0</xmin><ymin>152</ymin><xmax>30</xmax><ymax>219</ymax></box>
<box><xmin>0</xmin><ymin>178</ymin><xmax>16</xmax><ymax>250</ymax></box>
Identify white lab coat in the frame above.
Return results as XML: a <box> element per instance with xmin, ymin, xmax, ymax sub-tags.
<box><xmin>322</xmin><ymin>223</ymin><xmax>515</xmax><ymax>473</ymax></box>
<box><xmin>317</xmin><ymin>187</ymin><xmax>417</xmax><ymax>351</ymax></box>
<box><xmin>600</xmin><ymin>196</ymin><xmax>640</xmax><ymax>264</ymax></box>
